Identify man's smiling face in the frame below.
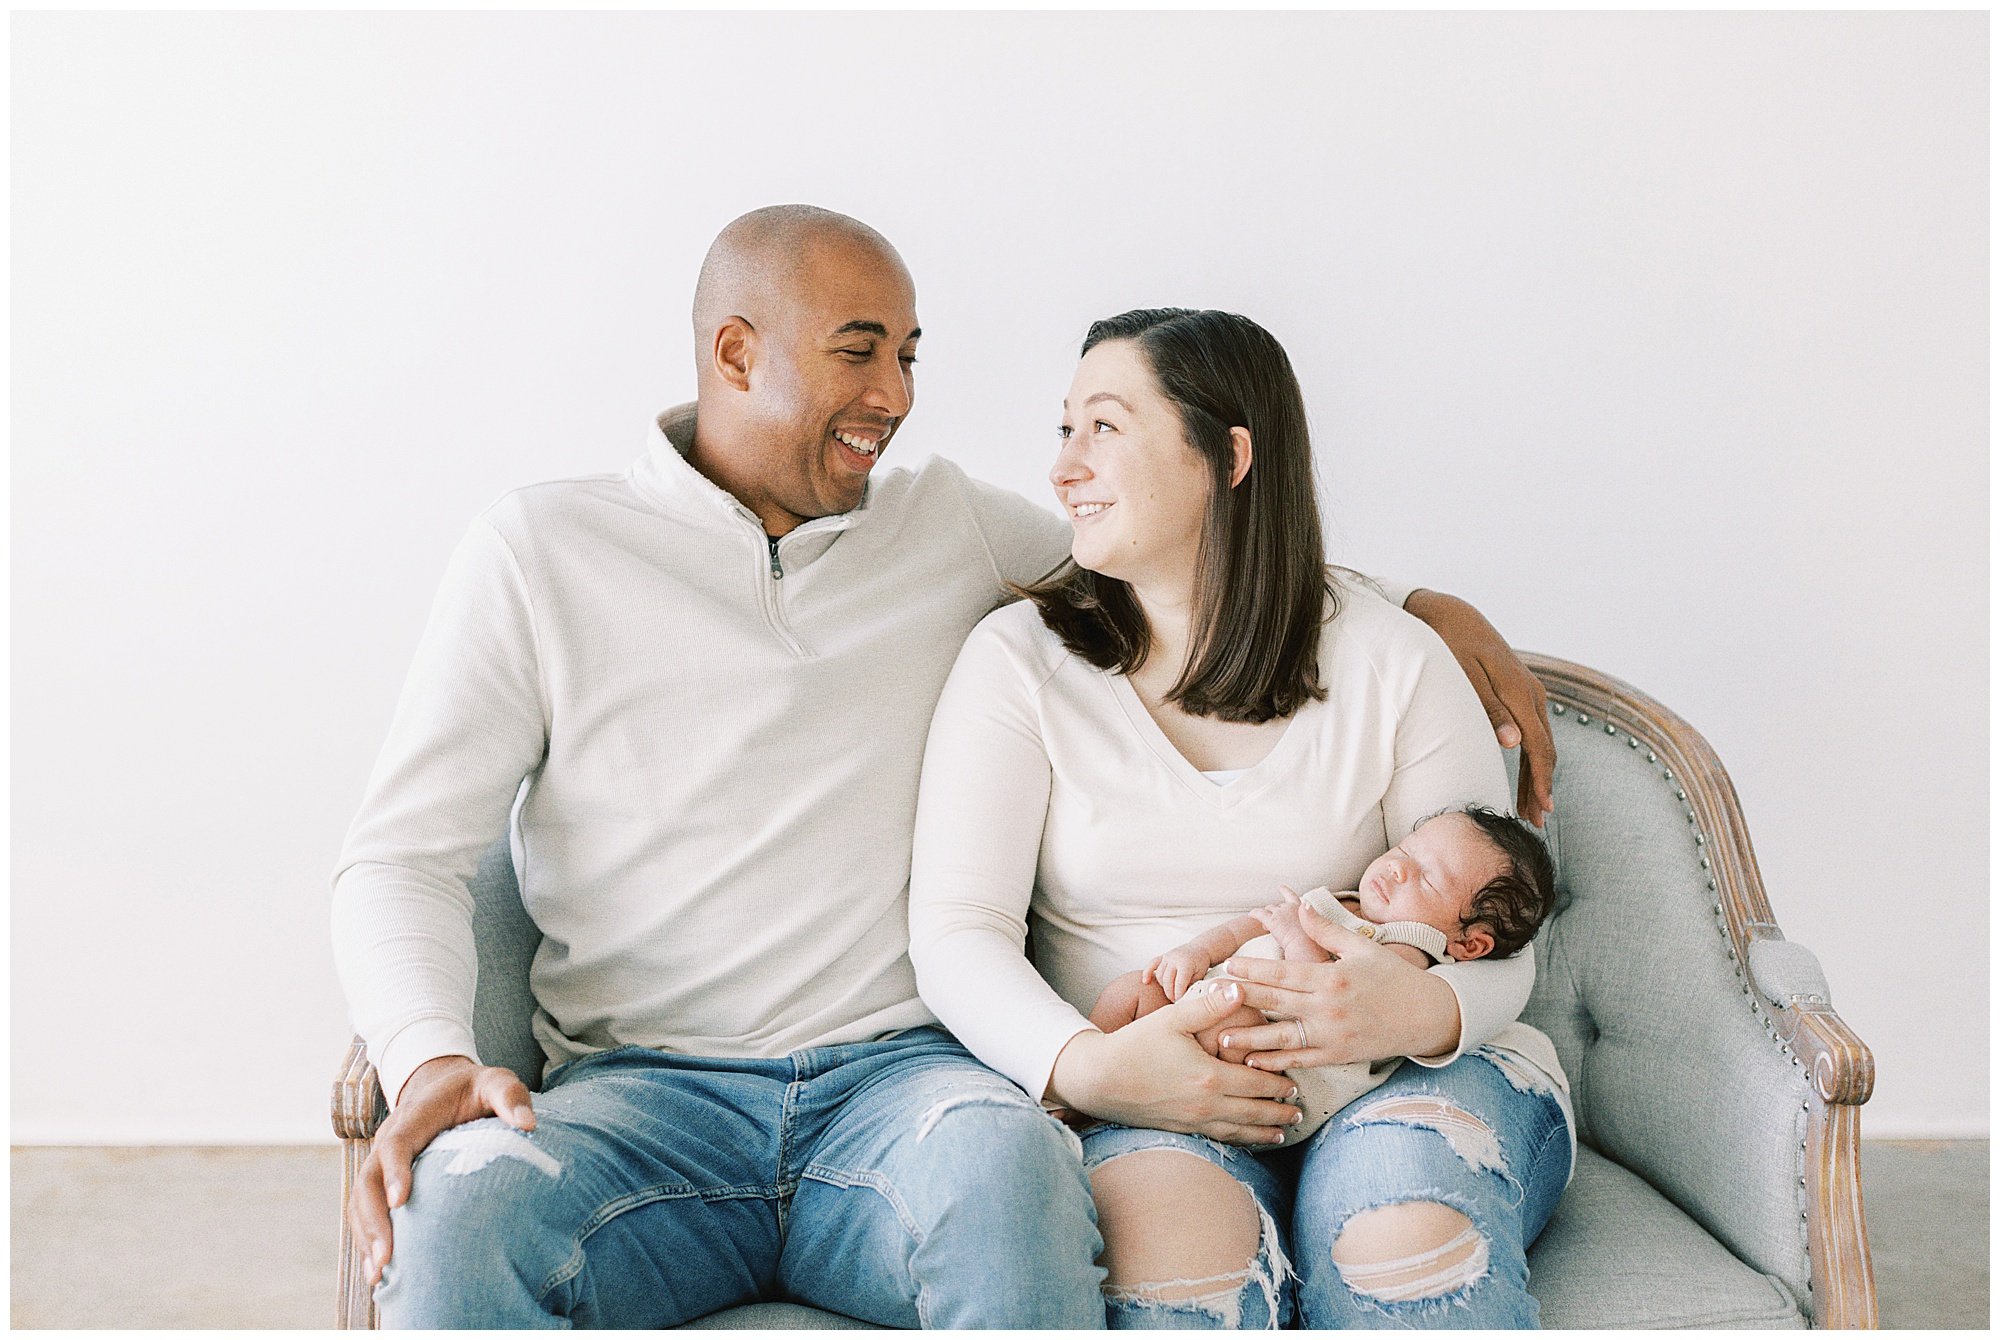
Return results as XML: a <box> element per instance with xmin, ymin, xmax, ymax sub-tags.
<box><xmin>745</xmin><ymin>234</ymin><xmax>920</xmax><ymax>529</ymax></box>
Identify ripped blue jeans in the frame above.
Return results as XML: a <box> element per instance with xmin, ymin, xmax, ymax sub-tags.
<box><xmin>1080</xmin><ymin>1049</ymin><xmax>1571</xmax><ymax>1328</ymax></box>
<box><xmin>374</xmin><ymin>1028</ymin><xmax>1105</xmax><ymax>1328</ymax></box>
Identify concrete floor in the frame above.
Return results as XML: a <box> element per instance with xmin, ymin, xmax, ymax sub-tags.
<box><xmin>9</xmin><ymin>1141</ymin><xmax>1989</xmax><ymax>1328</ymax></box>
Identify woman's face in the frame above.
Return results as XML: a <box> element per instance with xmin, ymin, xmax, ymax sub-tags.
<box><xmin>1050</xmin><ymin>339</ymin><xmax>1213</xmax><ymax>590</ymax></box>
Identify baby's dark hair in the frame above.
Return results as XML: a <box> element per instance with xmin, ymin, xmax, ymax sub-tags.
<box><xmin>1452</xmin><ymin>805</ymin><xmax>1557</xmax><ymax>959</ymax></box>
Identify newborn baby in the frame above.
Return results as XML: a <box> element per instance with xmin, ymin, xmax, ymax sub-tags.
<box><xmin>1088</xmin><ymin>804</ymin><xmax>1556</xmax><ymax>1146</ymax></box>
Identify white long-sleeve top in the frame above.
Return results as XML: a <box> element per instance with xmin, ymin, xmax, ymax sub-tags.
<box><xmin>331</xmin><ymin>406</ymin><xmax>1071</xmax><ymax>1106</ymax></box>
<box><xmin>908</xmin><ymin>583</ymin><xmax>1570</xmax><ymax>1125</ymax></box>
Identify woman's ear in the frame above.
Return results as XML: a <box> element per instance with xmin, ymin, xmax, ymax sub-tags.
<box><xmin>712</xmin><ymin>317</ymin><xmax>756</xmax><ymax>392</ymax></box>
<box><xmin>1227</xmin><ymin>426</ymin><xmax>1253</xmax><ymax>488</ymax></box>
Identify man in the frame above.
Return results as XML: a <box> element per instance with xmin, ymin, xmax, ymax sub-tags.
<box><xmin>333</xmin><ymin>205</ymin><xmax>1555</xmax><ymax>1328</ymax></box>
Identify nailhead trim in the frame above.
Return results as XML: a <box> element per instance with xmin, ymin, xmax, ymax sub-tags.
<box><xmin>1553</xmin><ymin>692</ymin><xmax>1817</xmax><ymax>1273</ymax></box>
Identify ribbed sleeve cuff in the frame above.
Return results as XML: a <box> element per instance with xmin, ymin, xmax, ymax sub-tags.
<box><xmin>1019</xmin><ymin>1021</ymin><xmax>1099</xmax><ymax>1108</ymax></box>
<box><xmin>1408</xmin><ymin>953</ymin><xmax>1525</xmax><ymax>1069</ymax></box>
<box><xmin>375</xmin><ymin>1020</ymin><xmax>481</xmax><ymax>1110</ymax></box>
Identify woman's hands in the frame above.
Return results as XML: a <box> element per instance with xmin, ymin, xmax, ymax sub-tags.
<box><xmin>1214</xmin><ymin>903</ymin><xmax>1463</xmax><ymax>1071</ymax></box>
<box><xmin>1046</xmin><ymin>984</ymin><xmax>1304</xmax><ymax>1145</ymax></box>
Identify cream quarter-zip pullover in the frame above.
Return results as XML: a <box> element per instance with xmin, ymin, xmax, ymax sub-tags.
<box><xmin>332</xmin><ymin>406</ymin><xmax>1071</xmax><ymax>1105</ymax></box>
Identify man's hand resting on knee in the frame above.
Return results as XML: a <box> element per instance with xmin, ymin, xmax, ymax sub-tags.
<box><xmin>351</xmin><ymin>1055</ymin><xmax>537</xmax><ymax>1286</ymax></box>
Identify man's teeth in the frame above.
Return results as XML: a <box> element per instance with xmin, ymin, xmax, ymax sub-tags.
<box><xmin>1073</xmin><ymin>502</ymin><xmax>1111</xmax><ymax>517</ymax></box>
<box><xmin>834</xmin><ymin>431</ymin><xmax>879</xmax><ymax>457</ymax></box>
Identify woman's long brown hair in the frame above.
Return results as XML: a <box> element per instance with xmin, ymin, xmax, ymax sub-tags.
<box><xmin>1017</xmin><ymin>308</ymin><xmax>1332</xmax><ymax>724</ymax></box>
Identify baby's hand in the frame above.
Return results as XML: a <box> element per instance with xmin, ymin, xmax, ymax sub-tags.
<box><xmin>1143</xmin><ymin>945</ymin><xmax>1214</xmax><ymax>1001</ymax></box>
<box><xmin>1254</xmin><ymin>887</ymin><xmax>1332</xmax><ymax>963</ymax></box>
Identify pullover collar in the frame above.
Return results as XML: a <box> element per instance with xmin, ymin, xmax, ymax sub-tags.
<box><xmin>633</xmin><ymin>403</ymin><xmax>871</xmax><ymax>563</ymax></box>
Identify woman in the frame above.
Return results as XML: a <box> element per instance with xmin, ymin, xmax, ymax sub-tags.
<box><xmin>908</xmin><ymin>309</ymin><xmax>1573</xmax><ymax>1327</ymax></box>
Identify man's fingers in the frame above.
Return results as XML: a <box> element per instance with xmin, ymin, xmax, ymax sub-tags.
<box><xmin>1517</xmin><ymin>697</ymin><xmax>1558</xmax><ymax>827</ymax></box>
<box><xmin>377</xmin><ymin>1134</ymin><xmax>416</xmax><ymax>1210</ymax></box>
<box><xmin>480</xmin><ymin>1068</ymin><xmax>537</xmax><ymax>1130</ymax></box>
<box><xmin>349</xmin><ymin>1154</ymin><xmax>395</xmax><ymax>1284</ymax></box>
<box><xmin>1462</xmin><ymin>655</ymin><xmax>1520</xmax><ymax>749</ymax></box>
<box><xmin>1480</xmin><ymin>653</ymin><xmax>1555</xmax><ymax>824</ymax></box>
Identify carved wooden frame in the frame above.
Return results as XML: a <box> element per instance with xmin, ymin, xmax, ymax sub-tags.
<box><xmin>1523</xmin><ymin>652</ymin><xmax>1877</xmax><ymax>1328</ymax></box>
<box><xmin>332</xmin><ymin>1036</ymin><xmax>384</xmax><ymax>1329</ymax></box>
<box><xmin>328</xmin><ymin>654</ymin><xmax>1878</xmax><ymax>1328</ymax></box>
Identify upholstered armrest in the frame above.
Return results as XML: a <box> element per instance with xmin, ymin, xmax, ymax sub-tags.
<box><xmin>1743</xmin><ymin>927</ymin><xmax>1873</xmax><ymax>1109</ymax></box>
<box><xmin>332</xmin><ymin>1034</ymin><xmax>386</xmax><ymax>1141</ymax></box>
<box><xmin>1523</xmin><ymin>654</ymin><xmax>1876</xmax><ymax>1328</ymax></box>
<box><xmin>1749</xmin><ymin>938</ymin><xmax>1830</xmax><ymax>1007</ymax></box>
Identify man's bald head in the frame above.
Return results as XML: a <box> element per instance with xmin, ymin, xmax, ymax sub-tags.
<box><xmin>684</xmin><ymin>205</ymin><xmax>922</xmax><ymax>538</ymax></box>
<box><xmin>692</xmin><ymin>205</ymin><xmax>907</xmax><ymax>346</ymax></box>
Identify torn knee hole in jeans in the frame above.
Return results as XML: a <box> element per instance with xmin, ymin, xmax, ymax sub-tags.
<box><xmin>1343</xmin><ymin>1096</ymin><xmax>1506</xmax><ymax>1178</ymax></box>
<box><xmin>1475</xmin><ymin>1044</ymin><xmax>1559</xmax><ymax>1099</ymax></box>
<box><xmin>1105</xmin><ymin>1252</ymin><xmax>1288</xmax><ymax>1328</ymax></box>
<box><xmin>1334</xmin><ymin>1219</ymin><xmax>1490</xmax><ymax>1303</ymax></box>
<box><xmin>1103</xmin><ymin>1270</ymin><xmax>1256</xmax><ymax>1324</ymax></box>
<box><xmin>425</xmin><ymin>1125</ymin><xmax>563</xmax><ymax>1179</ymax></box>
<box><xmin>1092</xmin><ymin>1151</ymin><xmax>1292</xmax><ymax>1327</ymax></box>
<box><xmin>913</xmin><ymin>1084</ymin><xmax>1039</xmax><ymax>1143</ymax></box>
<box><xmin>1104</xmin><ymin>1265</ymin><xmax>1251</xmax><ymax>1302</ymax></box>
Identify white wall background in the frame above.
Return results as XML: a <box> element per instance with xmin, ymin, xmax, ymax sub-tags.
<box><xmin>12</xmin><ymin>11</ymin><xmax>1985</xmax><ymax>1143</ymax></box>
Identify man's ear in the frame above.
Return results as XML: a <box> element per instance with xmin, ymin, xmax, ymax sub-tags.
<box><xmin>1227</xmin><ymin>426</ymin><xmax>1253</xmax><ymax>488</ymax></box>
<box><xmin>1450</xmin><ymin>927</ymin><xmax>1495</xmax><ymax>962</ymax></box>
<box><xmin>712</xmin><ymin>317</ymin><xmax>756</xmax><ymax>393</ymax></box>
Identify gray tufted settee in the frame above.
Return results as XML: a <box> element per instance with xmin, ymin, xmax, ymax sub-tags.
<box><xmin>332</xmin><ymin>652</ymin><xmax>1876</xmax><ymax>1328</ymax></box>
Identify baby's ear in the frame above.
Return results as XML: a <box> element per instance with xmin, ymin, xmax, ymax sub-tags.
<box><xmin>1451</xmin><ymin>928</ymin><xmax>1495</xmax><ymax>962</ymax></box>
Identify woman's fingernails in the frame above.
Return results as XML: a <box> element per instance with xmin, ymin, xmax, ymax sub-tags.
<box><xmin>1223</xmin><ymin>983</ymin><xmax>1241</xmax><ymax>1002</ymax></box>
<box><xmin>1287</xmin><ymin>1086</ymin><xmax>1300</xmax><ymax>1100</ymax></box>
<box><xmin>1218</xmin><ymin>1035</ymin><xmax>1233</xmax><ymax>1049</ymax></box>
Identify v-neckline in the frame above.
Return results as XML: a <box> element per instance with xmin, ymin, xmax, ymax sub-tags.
<box><xmin>1105</xmin><ymin>672</ymin><xmax>1312</xmax><ymax>809</ymax></box>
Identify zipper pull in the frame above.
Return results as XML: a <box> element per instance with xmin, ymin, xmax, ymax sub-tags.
<box><xmin>767</xmin><ymin>535</ymin><xmax>784</xmax><ymax>580</ymax></box>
